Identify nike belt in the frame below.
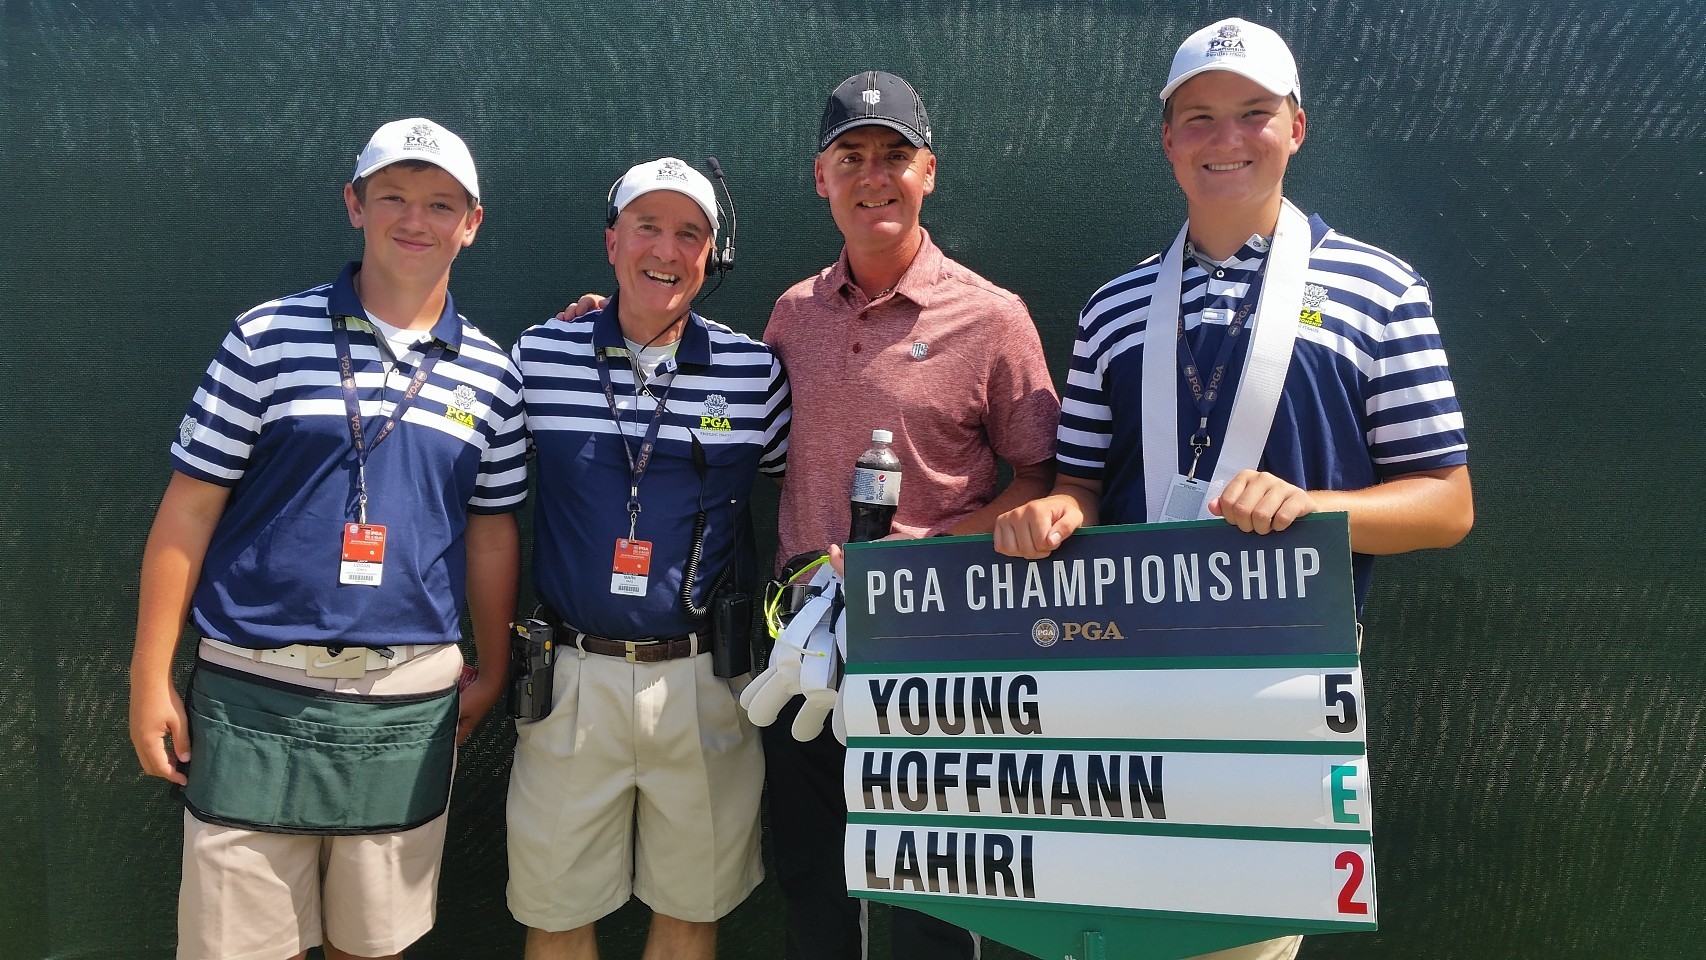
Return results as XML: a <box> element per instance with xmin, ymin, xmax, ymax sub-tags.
<box><xmin>202</xmin><ymin>637</ymin><xmax>423</xmax><ymax>676</ymax></box>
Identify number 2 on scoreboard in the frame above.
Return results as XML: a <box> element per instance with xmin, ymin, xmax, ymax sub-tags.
<box><xmin>1335</xmin><ymin>850</ymin><xmax>1370</xmax><ymax>915</ymax></box>
<box><xmin>1324</xmin><ymin>672</ymin><xmax>1360</xmax><ymax>734</ymax></box>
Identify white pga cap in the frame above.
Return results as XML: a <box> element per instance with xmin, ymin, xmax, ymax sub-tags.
<box><xmin>1159</xmin><ymin>18</ymin><xmax>1301</xmax><ymax>107</ymax></box>
<box><xmin>353</xmin><ymin>118</ymin><xmax>480</xmax><ymax>203</ymax></box>
<box><xmin>610</xmin><ymin>158</ymin><xmax>719</xmax><ymax>235</ymax></box>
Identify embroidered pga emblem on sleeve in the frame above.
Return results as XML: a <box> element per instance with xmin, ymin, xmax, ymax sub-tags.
<box><xmin>178</xmin><ymin>415</ymin><xmax>196</xmax><ymax>449</ymax></box>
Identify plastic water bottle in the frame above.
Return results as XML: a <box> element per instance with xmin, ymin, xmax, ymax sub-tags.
<box><xmin>849</xmin><ymin>429</ymin><xmax>903</xmax><ymax>543</ymax></box>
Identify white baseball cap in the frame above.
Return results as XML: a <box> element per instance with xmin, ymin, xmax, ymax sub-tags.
<box><xmin>609</xmin><ymin>158</ymin><xmax>720</xmax><ymax>235</ymax></box>
<box><xmin>1159</xmin><ymin>18</ymin><xmax>1301</xmax><ymax>107</ymax></box>
<box><xmin>353</xmin><ymin>118</ymin><xmax>480</xmax><ymax>203</ymax></box>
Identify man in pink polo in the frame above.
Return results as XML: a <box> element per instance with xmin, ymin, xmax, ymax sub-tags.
<box><xmin>761</xmin><ymin>70</ymin><xmax>1059</xmax><ymax>960</ymax></box>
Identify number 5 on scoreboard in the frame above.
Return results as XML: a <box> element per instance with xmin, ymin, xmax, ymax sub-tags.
<box><xmin>1324</xmin><ymin>672</ymin><xmax>1361</xmax><ymax>734</ymax></box>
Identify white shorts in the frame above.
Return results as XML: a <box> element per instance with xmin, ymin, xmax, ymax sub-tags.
<box><xmin>506</xmin><ymin>648</ymin><xmax>763</xmax><ymax>930</ymax></box>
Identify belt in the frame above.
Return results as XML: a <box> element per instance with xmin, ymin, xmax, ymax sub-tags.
<box><xmin>201</xmin><ymin>638</ymin><xmax>422</xmax><ymax>674</ymax></box>
<box><xmin>559</xmin><ymin>626</ymin><xmax>708</xmax><ymax>663</ymax></box>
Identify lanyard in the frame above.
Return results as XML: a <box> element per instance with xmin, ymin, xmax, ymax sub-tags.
<box><xmin>1175</xmin><ymin>268</ymin><xmax>1266</xmax><ymax>479</ymax></box>
<box><xmin>595</xmin><ymin>346</ymin><xmax>675</xmax><ymax>541</ymax></box>
<box><xmin>331</xmin><ymin>315</ymin><xmax>445</xmax><ymax>524</ymax></box>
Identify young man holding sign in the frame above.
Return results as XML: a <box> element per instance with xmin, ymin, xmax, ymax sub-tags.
<box><xmin>994</xmin><ymin>18</ymin><xmax>1473</xmax><ymax>960</ymax></box>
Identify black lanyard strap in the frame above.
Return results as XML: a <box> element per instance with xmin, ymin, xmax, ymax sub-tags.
<box><xmin>1174</xmin><ymin>269</ymin><xmax>1266</xmax><ymax>476</ymax></box>
<box><xmin>595</xmin><ymin>346</ymin><xmax>674</xmax><ymax>540</ymax></box>
<box><xmin>331</xmin><ymin>315</ymin><xmax>445</xmax><ymax>523</ymax></box>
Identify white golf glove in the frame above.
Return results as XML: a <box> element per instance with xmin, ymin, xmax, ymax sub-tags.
<box><xmin>741</xmin><ymin>564</ymin><xmax>838</xmax><ymax>728</ymax></box>
<box><xmin>793</xmin><ymin>586</ymin><xmax>842</xmax><ymax>741</ymax></box>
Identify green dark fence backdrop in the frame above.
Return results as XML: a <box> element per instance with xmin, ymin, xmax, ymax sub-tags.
<box><xmin>2</xmin><ymin>1</ymin><xmax>1702</xmax><ymax>958</ymax></box>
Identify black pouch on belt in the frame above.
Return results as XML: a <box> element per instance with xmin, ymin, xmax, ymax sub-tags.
<box><xmin>711</xmin><ymin>590</ymin><xmax>753</xmax><ymax>678</ymax></box>
<box><xmin>508</xmin><ymin>618</ymin><xmax>556</xmax><ymax>721</ymax></box>
<box><xmin>181</xmin><ymin>660</ymin><xmax>456</xmax><ymax>835</ymax></box>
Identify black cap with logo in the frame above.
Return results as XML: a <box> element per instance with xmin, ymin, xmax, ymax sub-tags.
<box><xmin>818</xmin><ymin>71</ymin><xmax>933</xmax><ymax>153</ymax></box>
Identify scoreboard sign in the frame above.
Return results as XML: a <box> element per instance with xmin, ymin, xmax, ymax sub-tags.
<box><xmin>840</xmin><ymin>515</ymin><xmax>1377</xmax><ymax>960</ymax></box>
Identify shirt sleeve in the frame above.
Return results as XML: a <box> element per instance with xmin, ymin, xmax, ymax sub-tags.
<box><xmin>1055</xmin><ymin>298</ymin><xmax>1118</xmax><ymax>482</ymax></box>
<box><xmin>982</xmin><ymin>298</ymin><xmax>1061</xmax><ymax>469</ymax></box>
<box><xmin>1364</xmin><ymin>276</ymin><xmax>1469</xmax><ymax>476</ymax></box>
<box><xmin>170</xmin><ymin>317</ymin><xmax>267</xmax><ymax>485</ymax></box>
<box><xmin>469</xmin><ymin>350</ymin><xmax>529</xmax><ymax>514</ymax></box>
<box><xmin>757</xmin><ymin>354</ymin><xmax>791</xmax><ymax>477</ymax></box>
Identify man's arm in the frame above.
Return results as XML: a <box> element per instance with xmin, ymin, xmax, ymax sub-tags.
<box><xmin>459</xmin><ymin>511</ymin><xmax>519</xmax><ymax>744</ymax></box>
<box><xmin>992</xmin><ymin>473</ymin><xmax>1102</xmax><ymax>559</ymax></box>
<box><xmin>940</xmin><ymin>460</ymin><xmax>1055</xmax><ymax>537</ymax></box>
<box><xmin>1211</xmin><ymin>464</ymin><xmax>1473</xmax><ymax>554</ymax></box>
<box><xmin>129</xmin><ymin>472</ymin><xmax>231</xmax><ymax>785</ymax></box>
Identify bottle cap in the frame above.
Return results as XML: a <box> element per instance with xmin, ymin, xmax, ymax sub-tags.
<box><xmin>871</xmin><ymin>429</ymin><xmax>893</xmax><ymax>444</ymax></box>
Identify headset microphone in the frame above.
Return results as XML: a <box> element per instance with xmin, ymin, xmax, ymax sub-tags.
<box><xmin>704</xmin><ymin>156</ymin><xmax>737</xmax><ymax>275</ymax></box>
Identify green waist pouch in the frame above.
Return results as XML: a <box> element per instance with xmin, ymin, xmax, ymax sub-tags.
<box><xmin>182</xmin><ymin>659</ymin><xmax>457</xmax><ymax>835</ymax></box>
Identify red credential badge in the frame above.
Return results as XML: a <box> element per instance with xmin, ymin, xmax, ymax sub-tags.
<box><xmin>611</xmin><ymin>537</ymin><xmax>652</xmax><ymax>597</ymax></box>
<box><xmin>340</xmin><ymin>522</ymin><xmax>387</xmax><ymax>586</ymax></box>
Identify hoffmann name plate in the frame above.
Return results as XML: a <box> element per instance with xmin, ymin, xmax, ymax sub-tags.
<box><xmin>841</xmin><ymin>515</ymin><xmax>1377</xmax><ymax>960</ymax></box>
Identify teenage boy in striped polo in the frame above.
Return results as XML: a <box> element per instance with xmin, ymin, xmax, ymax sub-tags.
<box><xmin>506</xmin><ymin>158</ymin><xmax>789</xmax><ymax>960</ymax></box>
<box><xmin>994</xmin><ymin>19</ymin><xmax>1474</xmax><ymax>960</ymax></box>
<box><xmin>129</xmin><ymin>118</ymin><xmax>525</xmax><ymax>960</ymax></box>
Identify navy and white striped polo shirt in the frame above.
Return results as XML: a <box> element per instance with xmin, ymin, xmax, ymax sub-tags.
<box><xmin>171</xmin><ymin>262</ymin><xmax>528</xmax><ymax>649</ymax></box>
<box><xmin>1058</xmin><ymin>213</ymin><xmax>1468</xmax><ymax>603</ymax></box>
<box><xmin>515</xmin><ymin>301</ymin><xmax>789</xmax><ymax>640</ymax></box>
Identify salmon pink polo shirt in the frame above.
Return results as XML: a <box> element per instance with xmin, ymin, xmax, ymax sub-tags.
<box><xmin>764</xmin><ymin>229</ymin><xmax>1060</xmax><ymax>569</ymax></box>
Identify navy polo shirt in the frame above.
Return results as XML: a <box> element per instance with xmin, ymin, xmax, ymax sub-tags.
<box><xmin>171</xmin><ymin>262</ymin><xmax>528</xmax><ymax>649</ymax></box>
<box><xmin>514</xmin><ymin>300</ymin><xmax>790</xmax><ymax>639</ymax></box>
<box><xmin>1058</xmin><ymin>215</ymin><xmax>1469</xmax><ymax>607</ymax></box>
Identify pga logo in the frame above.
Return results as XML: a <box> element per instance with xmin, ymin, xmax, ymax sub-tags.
<box><xmin>1033</xmin><ymin>618</ymin><xmax>1126</xmax><ymax>647</ymax></box>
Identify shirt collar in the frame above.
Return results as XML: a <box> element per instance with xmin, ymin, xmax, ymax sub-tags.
<box><xmin>831</xmin><ymin>227</ymin><xmax>943</xmax><ymax>310</ymax></box>
<box><xmin>1182</xmin><ymin>211</ymin><xmax>1332</xmax><ymax>271</ymax></box>
<box><xmin>327</xmin><ymin>261</ymin><xmax>465</xmax><ymax>351</ymax></box>
<box><xmin>590</xmin><ymin>290</ymin><xmax>712</xmax><ymax>367</ymax></box>
<box><xmin>1185</xmin><ymin>233</ymin><xmax>1271</xmax><ymax>271</ymax></box>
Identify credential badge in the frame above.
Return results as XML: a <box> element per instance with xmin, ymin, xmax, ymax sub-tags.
<box><xmin>910</xmin><ymin>341</ymin><xmax>929</xmax><ymax>361</ymax></box>
<box><xmin>1032</xmin><ymin>619</ymin><xmax>1060</xmax><ymax>648</ymax></box>
<box><xmin>177</xmin><ymin>415</ymin><xmax>196</xmax><ymax>449</ymax></box>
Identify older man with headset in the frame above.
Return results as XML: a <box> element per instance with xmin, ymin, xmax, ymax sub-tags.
<box><xmin>506</xmin><ymin>157</ymin><xmax>790</xmax><ymax>960</ymax></box>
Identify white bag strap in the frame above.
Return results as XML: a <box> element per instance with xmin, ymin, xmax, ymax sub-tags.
<box><xmin>1142</xmin><ymin>200</ymin><xmax>1313</xmax><ymax>519</ymax></box>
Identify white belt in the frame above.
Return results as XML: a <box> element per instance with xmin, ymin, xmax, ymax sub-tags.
<box><xmin>201</xmin><ymin>638</ymin><xmax>422</xmax><ymax>673</ymax></box>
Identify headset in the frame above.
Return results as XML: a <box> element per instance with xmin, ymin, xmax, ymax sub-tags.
<box><xmin>605</xmin><ymin>157</ymin><xmax>739</xmax><ymax>281</ymax></box>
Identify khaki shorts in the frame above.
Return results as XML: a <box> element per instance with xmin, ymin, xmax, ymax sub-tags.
<box><xmin>177</xmin><ymin>641</ymin><xmax>462</xmax><ymax>960</ymax></box>
<box><xmin>1190</xmin><ymin>935</ymin><xmax>1302</xmax><ymax>960</ymax></box>
<box><xmin>506</xmin><ymin>648</ymin><xmax>763</xmax><ymax>930</ymax></box>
